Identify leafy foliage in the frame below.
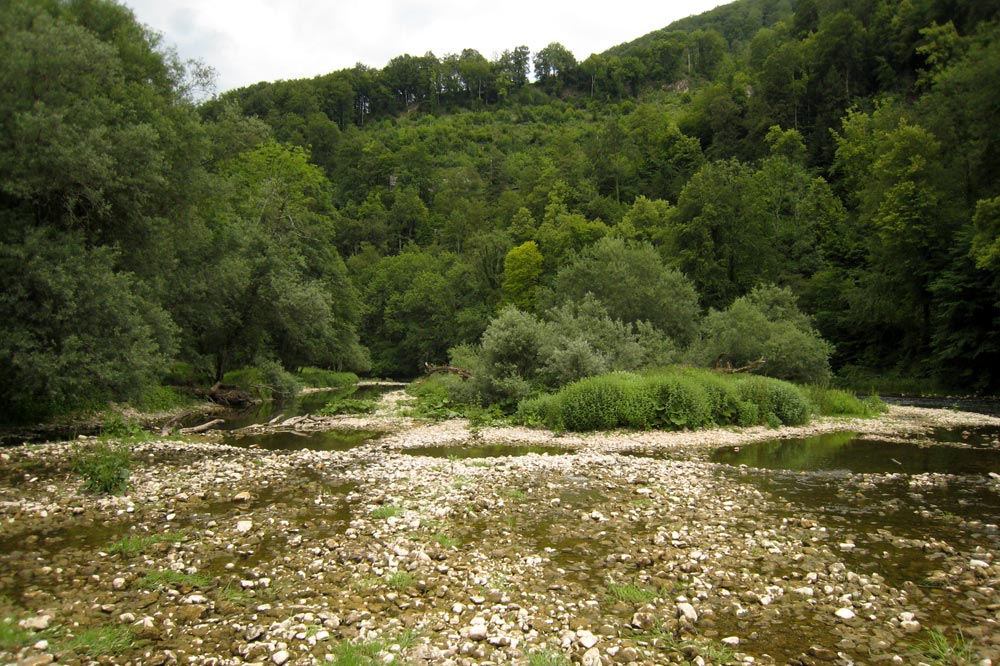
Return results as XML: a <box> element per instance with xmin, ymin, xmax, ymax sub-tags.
<box><xmin>318</xmin><ymin>398</ymin><xmax>379</xmax><ymax>416</ymax></box>
<box><xmin>690</xmin><ymin>285</ymin><xmax>833</xmax><ymax>385</ymax></box>
<box><xmin>3</xmin><ymin>0</ymin><xmax>1000</xmax><ymax>426</ymax></box>
<box><xmin>0</xmin><ymin>231</ymin><xmax>176</xmax><ymax>423</ymax></box>
<box><xmin>71</xmin><ymin>441</ymin><xmax>132</xmax><ymax>495</ymax></box>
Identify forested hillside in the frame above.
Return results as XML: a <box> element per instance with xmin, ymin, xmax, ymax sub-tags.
<box><xmin>2</xmin><ymin>0</ymin><xmax>999</xmax><ymax>423</ymax></box>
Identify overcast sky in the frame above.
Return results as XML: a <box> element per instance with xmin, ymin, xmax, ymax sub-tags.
<box><xmin>122</xmin><ymin>0</ymin><xmax>725</xmax><ymax>93</ymax></box>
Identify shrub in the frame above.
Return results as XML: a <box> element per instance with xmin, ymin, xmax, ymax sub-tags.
<box><xmin>644</xmin><ymin>373</ymin><xmax>712</xmax><ymax>430</ymax></box>
<box><xmin>521</xmin><ymin>366</ymin><xmax>814</xmax><ymax>432</ymax></box>
<box><xmin>769</xmin><ymin>380</ymin><xmax>811</xmax><ymax>425</ymax></box>
<box><xmin>735</xmin><ymin>400</ymin><xmax>760</xmax><ymax>427</ymax></box>
<box><xmin>735</xmin><ymin>375</ymin><xmax>810</xmax><ymax>426</ymax></box>
<box><xmin>559</xmin><ymin>373</ymin><xmax>651</xmax><ymax>431</ymax></box>
<box><xmin>515</xmin><ymin>393</ymin><xmax>564</xmax><ymax>430</ymax></box>
<box><xmin>223</xmin><ymin>360</ymin><xmax>302</xmax><ymax>400</ymax></box>
<box><xmin>296</xmin><ymin>368</ymin><xmax>359</xmax><ymax>389</ymax></box>
<box><xmin>71</xmin><ymin>441</ymin><xmax>132</xmax><ymax>494</ymax></box>
<box><xmin>100</xmin><ymin>413</ymin><xmax>150</xmax><ymax>441</ymax></box>
<box><xmin>136</xmin><ymin>385</ymin><xmax>192</xmax><ymax>412</ymax></box>
<box><xmin>318</xmin><ymin>398</ymin><xmax>378</xmax><ymax>416</ymax></box>
<box><xmin>690</xmin><ymin>284</ymin><xmax>833</xmax><ymax>385</ymax></box>
<box><xmin>256</xmin><ymin>358</ymin><xmax>302</xmax><ymax>400</ymax></box>
<box><xmin>683</xmin><ymin>368</ymin><xmax>741</xmax><ymax>425</ymax></box>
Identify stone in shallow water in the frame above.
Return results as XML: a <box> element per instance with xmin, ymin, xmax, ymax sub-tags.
<box><xmin>676</xmin><ymin>602</ymin><xmax>698</xmax><ymax>623</ymax></box>
<box><xmin>631</xmin><ymin>612</ymin><xmax>656</xmax><ymax>629</ymax></box>
<box><xmin>835</xmin><ymin>607</ymin><xmax>856</xmax><ymax>620</ymax></box>
<box><xmin>236</xmin><ymin>519</ymin><xmax>253</xmax><ymax>533</ymax></box>
<box><xmin>467</xmin><ymin>623</ymin><xmax>488</xmax><ymax>641</ymax></box>
<box><xmin>19</xmin><ymin>615</ymin><xmax>51</xmax><ymax>630</ymax></box>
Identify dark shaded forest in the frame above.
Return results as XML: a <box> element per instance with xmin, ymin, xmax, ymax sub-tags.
<box><xmin>2</xmin><ymin>0</ymin><xmax>1000</xmax><ymax>423</ymax></box>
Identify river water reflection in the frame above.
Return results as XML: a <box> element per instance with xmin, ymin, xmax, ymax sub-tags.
<box><xmin>711</xmin><ymin>428</ymin><xmax>1000</xmax><ymax>474</ymax></box>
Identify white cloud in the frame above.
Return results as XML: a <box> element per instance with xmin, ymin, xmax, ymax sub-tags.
<box><xmin>123</xmin><ymin>0</ymin><xmax>724</xmax><ymax>92</ymax></box>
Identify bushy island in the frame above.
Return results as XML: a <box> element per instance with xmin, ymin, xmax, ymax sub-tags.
<box><xmin>409</xmin><ymin>365</ymin><xmax>885</xmax><ymax>434</ymax></box>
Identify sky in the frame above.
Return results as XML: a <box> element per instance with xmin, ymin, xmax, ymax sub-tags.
<box><xmin>122</xmin><ymin>0</ymin><xmax>725</xmax><ymax>93</ymax></box>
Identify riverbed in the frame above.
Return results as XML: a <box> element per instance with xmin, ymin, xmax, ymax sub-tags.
<box><xmin>1</xmin><ymin>393</ymin><xmax>999</xmax><ymax>665</ymax></box>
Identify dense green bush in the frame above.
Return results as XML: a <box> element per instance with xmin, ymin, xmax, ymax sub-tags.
<box><xmin>559</xmin><ymin>373</ymin><xmax>649</xmax><ymax>431</ymax></box>
<box><xmin>100</xmin><ymin>413</ymin><xmax>151</xmax><ymax>441</ymax></box>
<box><xmin>734</xmin><ymin>375</ymin><xmax>811</xmax><ymax>426</ymax></box>
<box><xmin>454</xmin><ymin>299</ymin><xmax>677</xmax><ymax>408</ymax></box>
<box><xmin>803</xmin><ymin>385</ymin><xmax>888</xmax><ymax>417</ymax></box>
<box><xmin>689</xmin><ymin>285</ymin><xmax>833</xmax><ymax>385</ymax></box>
<box><xmin>135</xmin><ymin>385</ymin><xmax>193</xmax><ymax>412</ymax></box>
<box><xmin>515</xmin><ymin>366</ymin><xmax>815</xmax><ymax>431</ymax></box>
<box><xmin>296</xmin><ymin>368</ymin><xmax>359</xmax><ymax>389</ymax></box>
<box><xmin>225</xmin><ymin>360</ymin><xmax>302</xmax><ymax>399</ymax></box>
<box><xmin>257</xmin><ymin>359</ymin><xmax>302</xmax><ymax>400</ymax></box>
<box><xmin>644</xmin><ymin>373</ymin><xmax>713</xmax><ymax>429</ymax></box>
<box><xmin>679</xmin><ymin>368</ymin><xmax>741</xmax><ymax>425</ymax></box>
<box><xmin>515</xmin><ymin>393</ymin><xmax>564</xmax><ymax>430</ymax></box>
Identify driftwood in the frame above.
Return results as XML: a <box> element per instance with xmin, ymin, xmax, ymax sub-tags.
<box><xmin>423</xmin><ymin>362</ymin><xmax>473</xmax><ymax>380</ymax></box>
<box><xmin>180</xmin><ymin>419</ymin><xmax>225</xmax><ymax>434</ymax></box>
<box><xmin>160</xmin><ymin>409</ymin><xmax>195</xmax><ymax>436</ymax></box>
<box><xmin>711</xmin><ymin>354</ymin><xmax>767</xmax><ymax>374</ymax></box>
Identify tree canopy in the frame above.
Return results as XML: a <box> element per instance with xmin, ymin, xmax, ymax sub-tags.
<box><xmin>3</xmin><ymin>0</ymin><xmax>1000</xmax><ymax>423</ymax></box>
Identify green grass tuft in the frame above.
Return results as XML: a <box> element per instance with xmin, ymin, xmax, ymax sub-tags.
<box><xmin>0</xmin><ymin>616</ymin><xmax>35</xmax><ymax>652</ymax></box>
<box><xmin>527</xmin><ymin>648</ymin><xmax>571</xmax><ymax>666</ymax></box>
<box><xmin>915</xmin><ymin>628</ymin><xmax>977</xmax><ymax>665</ymax></box>
<box><xmin>371</xmin><ymin>504</ymin><xmax>404</xmax><ymax>519</ymax></box>
<box><xmin>384</xmin><ymin>572</ymin><xmax>414</xmax><ymax>590</ymax></box>
<box><xmin>327</xmin><ymin>638</ymin><xmax>388</xmax><ymax>665</ymax></box>
<box><xmin>432</xmin><ymin>533</ymin><xmax>459</xmax><ymax>548</ymax></box>
<box><xmin>607</xmin><ymin>582</ymin><xmax>659</xmax><ymax>604</ymax></box>
<box><xmin>108</xmin><ymin>531</ymin><xmax>186</xmax><ymax>558</ymax></box>
<box><xmin>67</xmin><ymin>625</ymin><xmax>135</xmax><ymax>658</ymax></box>
<box><xmin>137</xmin><ymin>570</ymin><xmax>212</xmax><ymax>590</ymax></box>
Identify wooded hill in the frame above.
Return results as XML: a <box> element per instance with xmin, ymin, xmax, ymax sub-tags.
<box><xmin>2</xmin><ymin>0</ymin><xmax>999</xmax><ymax>422</ymax></box>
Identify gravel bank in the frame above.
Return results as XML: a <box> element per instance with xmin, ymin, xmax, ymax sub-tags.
<box><xmin>2</xmin><ymin>403</ymin><xmax>999</xmax><ymax>665</ymax></box>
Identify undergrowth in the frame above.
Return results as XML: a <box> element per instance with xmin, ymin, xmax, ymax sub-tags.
<box><xmin>318</xmin><ymin>398</ymin><xmax>379</xmax><ymax>416</ymax></box>
<box><xmin>71</xmin><ymin>440</ymin><xmax>132</xmax><ymax>494</ymax></box>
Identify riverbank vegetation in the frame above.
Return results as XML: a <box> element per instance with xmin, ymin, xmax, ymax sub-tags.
<box><xmin>407</xmin><ymin>365</ymin><xmax>885</xmax><ymax>433</ymax></box>
<box><xmin>2</xmin><ymin>0</ymin><xmax>998</xmax><ymax>425</ymax></box>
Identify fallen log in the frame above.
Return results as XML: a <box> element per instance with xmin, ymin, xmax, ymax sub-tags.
<box><xmin>712</xmin><ymin>355</ymin><xmax>766</xmax><ymax>374</ymax></box>
<box><xmin>180</xmin><ymin>419</ymin><xmax>225</xmax><ymax>434</ymax></box>
<box><xmin>160</xmin><ymin>409</ymin><xmax>194</xmax><ymax>436</ymax></box>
